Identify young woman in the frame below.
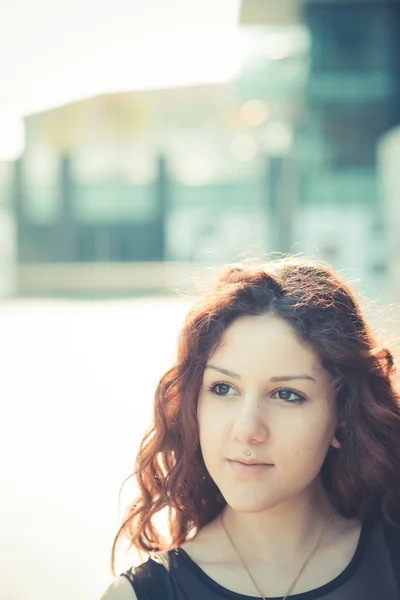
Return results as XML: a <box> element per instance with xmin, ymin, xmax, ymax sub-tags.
<box><xmin>102</xmin><ymin>258</ymin><xmax>400</xmax><ymax>600</ymax></box>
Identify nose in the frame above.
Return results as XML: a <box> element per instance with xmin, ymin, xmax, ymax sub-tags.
<box><xmin>230</xmin><ymin>397</ymin><xmax>269</xmax><ymax>444</ymax></box>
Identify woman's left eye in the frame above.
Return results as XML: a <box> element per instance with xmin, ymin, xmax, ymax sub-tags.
<box><xmin>273</xmin><ymin>388</ymin><xmax>306</xmax><ymax>404</ymax></box>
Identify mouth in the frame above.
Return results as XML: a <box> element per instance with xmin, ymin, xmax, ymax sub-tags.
<box><xmin>227</xmin><ymin>459</ymin><xmax>274</xmax><ymax>477</ymax></box>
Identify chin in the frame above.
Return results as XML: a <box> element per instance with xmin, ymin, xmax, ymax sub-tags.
<box><xmin>221</xmin><ymin>490</ymin><xmax>284</xmax><ymax>514</ymax></box>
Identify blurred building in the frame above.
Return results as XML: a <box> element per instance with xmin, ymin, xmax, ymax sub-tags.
<box><xmin>14</xmin><ymin>84</ymin><xmax>276</xmax><ymax>269</ymax></box>
<box><xmin>0</xmin><ymin>162</ymin><xmax>16</xmax><ymax>296</ymax></box>
<box><xmin>378</xmin><ymin>126</ymin><xmax>400</xmax><ymax>303</ymax></box>
<box><xmin>240</xmin><ymin>0</ymin><xmax>400</xmax><ymax>296</ymax></box>
<box><xmin>301</xmin><ymin>0</ymin><xmax>400</xmax><ymax>283</ymax></box>
<box><xmin>5</xmin><ymin>0</ymin><xmax>400</xmax><ymax>298</ymax></box>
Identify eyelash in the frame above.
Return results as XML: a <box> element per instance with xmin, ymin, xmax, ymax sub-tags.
<box><xmin>207</xmin><ymin>381</ymin><xmax>306</xmax><ymax>404</ymax></box>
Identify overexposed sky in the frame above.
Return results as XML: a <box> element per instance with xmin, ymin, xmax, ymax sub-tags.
<box><xmin>0</xmin><ymin>0</ymin><xmax>243</xmax><ymax>159</ymax></box>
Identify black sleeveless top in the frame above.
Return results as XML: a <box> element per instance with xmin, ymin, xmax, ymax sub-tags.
<box><xmin>120</xmin><ymin>518</ymin><xmax>400</xmax><ymax>599</ymax></box>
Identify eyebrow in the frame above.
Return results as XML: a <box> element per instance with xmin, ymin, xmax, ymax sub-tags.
<box><xmin>205</xmin><ymin>365</ymin><xmax>316</xmax><ymax>383</ymax></box>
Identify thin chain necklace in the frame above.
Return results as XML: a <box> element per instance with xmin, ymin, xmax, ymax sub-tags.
<box><xmin>221</xmin><ymin>511</ymin><xmax>333</xmax><ymax>600</ymax></box>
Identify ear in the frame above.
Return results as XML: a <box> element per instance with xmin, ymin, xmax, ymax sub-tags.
<box><xmin>331</xmin><ymin>425</ymin><xmax>345</xmax><ymax>449</ymax></box>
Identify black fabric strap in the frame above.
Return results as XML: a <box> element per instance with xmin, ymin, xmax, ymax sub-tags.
<box><xmin>120</xmin><ymin>554</ymin><xmax>176</xmax><ymax>600</ymax></box>
<box><xmin>382</xmin><ymin>518</ymin><xmax>400</xmax><ymax>592</ymax></box>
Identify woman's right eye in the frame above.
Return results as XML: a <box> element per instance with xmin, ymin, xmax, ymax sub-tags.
<box><xmin>208</xmin><ymin>382</ymin><xmax>237</xmax><ymax>396</ymax></box>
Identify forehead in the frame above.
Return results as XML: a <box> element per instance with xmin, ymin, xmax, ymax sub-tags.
<box><xmin>209</xmin><ymin>314</ymin><xmax>323</xmax><ymax>376</ymax></box>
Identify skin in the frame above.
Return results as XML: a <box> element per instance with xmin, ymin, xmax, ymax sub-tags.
<box><xmin>180</xmin><ymin>313</ymin><xmax>362</xmax><ymax>596</ymax></box>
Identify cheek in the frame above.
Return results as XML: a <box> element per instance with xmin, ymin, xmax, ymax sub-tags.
<box><xmin>281</xmin><ymin>415</ymin><xmax>335</xmax><ymax>468</ymax></box>
<box><xmin>197</xmin><ymin>398</ymin><xmax>227</xmax><ymax>454</ymax></box>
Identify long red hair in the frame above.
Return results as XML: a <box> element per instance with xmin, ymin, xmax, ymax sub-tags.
<box><xmin>111</xmin><ymin>258</ymin><xmax>400</xmax><ymax>573</ymax></box>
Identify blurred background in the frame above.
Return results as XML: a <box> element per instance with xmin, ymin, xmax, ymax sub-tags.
<box><xmin>1</xmin><ymin>0</ymin><xmax>400</xmax><ymax>598</ymax></box>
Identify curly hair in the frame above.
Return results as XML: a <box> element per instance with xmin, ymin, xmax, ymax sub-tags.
<box><xmin>111</xmin><ymin>257</ymin><xmax>400</xmax><ymax>573</ymax></box>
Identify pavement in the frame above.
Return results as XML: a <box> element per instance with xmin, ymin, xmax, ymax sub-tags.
<box><xmin>0</xmin><ymin>296</ymin><xmax>192</xmax><ymax>600</ymax></box>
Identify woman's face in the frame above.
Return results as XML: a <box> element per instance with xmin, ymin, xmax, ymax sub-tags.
<box><xmin>197</xmin><ymin>314</ymin><xmax>339</xmax><ymax>513</ymax></box>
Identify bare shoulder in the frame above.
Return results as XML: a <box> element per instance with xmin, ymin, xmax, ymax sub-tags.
<box><xmin>100</xmin><ymin>575</ymin><xmax>138</xmax><ymax>600</ymax></box>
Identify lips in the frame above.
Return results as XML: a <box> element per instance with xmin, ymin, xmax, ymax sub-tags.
<box><xmin>227</xmin><ymin>459</ymin><xmax>274</xmax><ymax>477</ymax></box>
<box><xmin>229</xmin><ymin>458</ymin><xmax>273</xmax><ymax>466</ymax></box>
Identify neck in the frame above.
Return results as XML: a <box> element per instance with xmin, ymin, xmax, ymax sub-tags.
<box><xmin>221</xmin><ymin>479</ymin><xmax>335</xmax><ymax>565</ymax></box>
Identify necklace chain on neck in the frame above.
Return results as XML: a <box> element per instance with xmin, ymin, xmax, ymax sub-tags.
<box><xmin>221</xmin><ymin>511</ymin><xmax>333</xmax><ymax>600</ymax></box>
